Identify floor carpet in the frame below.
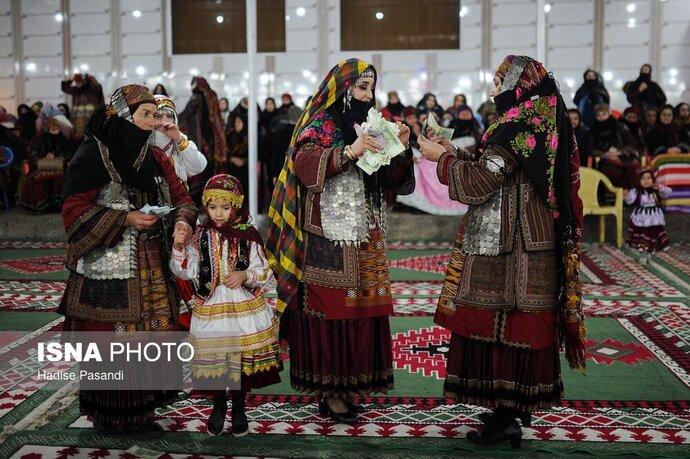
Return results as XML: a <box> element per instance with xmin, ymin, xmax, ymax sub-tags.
<box><xmin>0</xmin><ymin>241</ymin><xmax>689</xmax><ymax>457</ymax></box>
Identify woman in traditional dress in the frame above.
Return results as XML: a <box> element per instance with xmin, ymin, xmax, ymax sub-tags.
<box><xmin>178</xmin><ymin>76</ymin><xmax>228</xmax><ymax>202</ymax></box>
<box><xmin>61</xmin><ymin>73</ymin><xmax>105</xmax><ymax>139</ymax></box>
<box><xmin>59</xmin><ymin>84</ymin><xmax>198</xmax><ymax>436</ymax></box>
<box><xmin>20</xmin><ymin>111</ymin><xmax>74</xmax><ymax>213</ymax></box>
<box><xmin>420</xmin><ymin>55</ymin><xmax>586</xmax><ymax>449</ymax></box>
<box><xmin>266</xmin><ymin>58</ymin><xmax>414</xmax><ymax>424</ymax></box>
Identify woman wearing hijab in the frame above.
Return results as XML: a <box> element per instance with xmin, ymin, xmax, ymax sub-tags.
<box><xmin>416</xmin><ymin>93</ymin><xmax>445</xmax><ymax>120</ymax></box>
<box><xmin>573</xmin><ymin>69</ymin><xmax>610</xmax><ymax>128</ymax></box>
<box><xmin>20</xmin><ymin>112</ymin><xmax>74</xmax><ymax>213</ymax></box>
<box><xmin>590</xmin><ymin>104</ymin><xmax>640</xmax><ymax>188</ymax></box>
<box><xmin>61</xmin><ymin>73</ymin><xmax>105</xmax><ymax>139</ymax></box>
<box><xmin>58</xmin><ymin>84</ymin><xmax>198</xmax><ymax>436</ymax></box>
<box><xmin>381</xmin><ymin>91</ymin><xmax>406</xmax><ymax>121</ymax></box>
<box><xmin>177</xmin><ymin>76</ymin><xmax>228</xmax><ymax>202</ymax></box>
<box><xmin>673</xmin><ymin>102</ymin><xmax>690</xmax><ymax>140</ymax></box>
<box><xmin>260</xmin><ymin>97</ymin><xmax>280</xmax><ymax>135</ymax></box>
<box><xmin>266</xmin><ymin>59</ymin><xmax>413</xmax><ymax>424</ymax></box>
<box><xmin>279</xmin><ymin>93</ymin><xmax>296</xmax><ymax>114</ymax></box>
<box><xmin>646</xmin><ymin>104</ymin><xmax>690</xmax><ymax>156</ymax></box>
<box><xmin>448</xmin><ymin>94</ymin><xmax>468</xmax><ymax>115</ymax></box>
<box><xmin>620</xmin><ymin>107</ymin><xmax>646</xmax><ymax>153</ymax></box>
<box><xmin>152</xmin><ymin>83</ymin><xmax>169</xmax><ymax>96</ymax></box>
<box><xmin>626</xmin><ymin>64</ymin><xmax>667</xmax><ymax>113</ymax></box>
<box><xmin>57</xmin><ymin>103</ymin><xmax>71</xmax><ymax>120</ymax></box>
<box><xmin>448</xmin><ymin>105</ymin><xmax>483</xmax><ymax>144</ymax></box>
<box><xmin>568</xmin><ymin>108</ymin><xmax>592</xmax><ymax>165</ymax></box>
<box><xmin>227</xmin><ymin>113</ymin><xmax>250</xmax><ymax>195</ymax></box>
<box><xmin>420</xmin><ymin>55</ymin><xmax>585</xmax><ymax>449</ymax></box>
<box><xmin>16</xmin><ymin>104</ymin><xmax>37</xmax><ymax>142</ymax></box>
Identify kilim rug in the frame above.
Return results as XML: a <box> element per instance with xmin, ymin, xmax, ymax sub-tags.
<box><xmin>0</xmin><ymin>242</ymin><xmax>689</xmax><ymax>458</ymax></box>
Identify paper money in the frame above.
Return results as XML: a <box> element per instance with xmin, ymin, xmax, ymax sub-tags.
<box><xmin>140</xmin><ymin>204</ymin><xmax>175</xmax><ymax>216</ymax></box>
<box><xmin>355</xmin><ymin>108</ymin><xmax>406</xmax><ymax>175</ymax></box>
<box><xmin>426</xmin><ymin>113</ymin><xmax>454</xmax><ymax>140</ymax></box>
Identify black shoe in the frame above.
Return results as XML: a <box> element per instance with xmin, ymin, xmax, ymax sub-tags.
<box><xmin>93</xmin><ymin>420</ymin><xmax>120</xmax><ymax>435</ymax></box>
<box><xmin>344</xmin><ymin>400</ymin><xmax>365</xmax><ymax>414</ymax></box>
<box><xmin>138</xmin><ymin>420</ymin><xmax>165</xmax><ymax>438</ymax></box>
<box><xmin>231</xmin><ymin>407</ymin><xmax>249</xmax><ymax>437</ymax></box>
<box><xmin>318</xmin><ymin>399</ymin><xmax>357</xmax><ymax>424</ymax></box>
<box><xmin>478</xmin><ymin>411</ymin><xmax>531</xmax><ymax>427</ymax></box>
<box><xmin>207</xmin><ymin>406</ymin><xmax>227</xmax><ymax>436</ymax></box>
<box><xmin>467</xmin><ymin>421</ymin><xmax>522</xmax><ymax>450</ymax></box>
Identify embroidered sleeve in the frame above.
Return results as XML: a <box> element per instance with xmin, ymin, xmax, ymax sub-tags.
<box><xmin>156</xmin><ymin>148</ymin><xmax>199</xmax><ymax>227</ymax></box>
<box><xmin>176</xmin><ymin>139</ymin><xmax>208</xmax><ymax>177</ymax></box>
<box><xmin>169</xmin><ymin>243</ymin><xmax>200</xmax><ymax>281</ymax></box>
<box><xmin>442</xmin><ymin>145</ymin><xmax>517</xmax><ymax>205</ymax></box>
<box><xmin>62</xmin><ymin>190</ymin><xmax>129</xmax><ymax>269</ymax></box>
<box><xmin>244</xmin><ymin>242</ymin><xmax>274</xmax><ymax>289</ymax></box>
<box><xmin>294</xmin><ymin>142</ymin><xmax>347</xmax><ymax>193</ymax></box>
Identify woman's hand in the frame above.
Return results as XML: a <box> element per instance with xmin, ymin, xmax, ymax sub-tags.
<box><xmin>159</xmin><ymin>122</ymin><xmax>183</xmax><ymax>143</ymax></box>
<box><xmin>428</xmin><ymin>134</ymin><xmax>455</xmax><ymax>154</ymax></box>
<box><xmin>125</xmin><ymin>211</ymin><xmax>158</xmax><ymax>231</ymax></box>
<box><xmin>350</xmin><ymin>133</ymin><xmax>382</xmax><ymax>158</ymax></box>
<box><xmin>396</xmin><ymin>122</ymin><xmax>410</xmax><ymax>146</ymax></box>
<box><xmin>417</xmin><ymin>135</ymin><xmax>447</xmax><ymax>162</ymax></box>
<box><xmin>45</xmin><ymin>153</ymin><xmax>55</xmax><ymax>160</ymax></box>
<box><xmin>223</xmin><ymin>271</ymin><xmax>247</xmax><ymax>289</ymax></box>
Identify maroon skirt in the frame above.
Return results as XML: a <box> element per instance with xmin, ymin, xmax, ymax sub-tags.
<box><xmin>626</xmin><ymin>222</ymin><xmax>670</xmax><ymax>253</ymax></box>
<box><xmin>20</xmin><ymin>171</ymin><xmax>64</xmax><ymax>214</ymax></box>
<box><xmin>63</xmin><ymin>317</ymin><xmax>178</xmax><ymax>428</ymax></box>
<box><xmin>281</xmin><ymin>308</ymin><xmax>394</xmax><ymax>398</ymax></box>
<box><xmin>444</xmin><ymin>333</ymin><xmax>563</xmax><ymax>414</ymax></box>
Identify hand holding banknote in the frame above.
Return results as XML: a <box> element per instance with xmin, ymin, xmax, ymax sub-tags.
<box><xmin>350</xmin><ymin>133</ymin><xmax>383</xmax><ymax>158</ymax></box>
<box><xmin>354</xmin><ymin>108</ymin><xmax>407</xmax><ymax>174</ymax></box>
<box><xmin>417</xmin><ymin>134</ymin><xmax>446</xmax><ymax>163</ymax></box>
<box><xmin>425</xmin><ymin>113</ymin><xmax>454</xmax><ymax>140</ymax></box>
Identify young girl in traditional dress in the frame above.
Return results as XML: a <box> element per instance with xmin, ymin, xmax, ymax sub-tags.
<box><xmin>625</xmin><ymin>168</ymin><xmax>672</xmax><ymax>261</ymax></box>
<box><xmin>170</xmin><ymin>174</ymin><xmax>281</xmax><ymax>436</ymax></box>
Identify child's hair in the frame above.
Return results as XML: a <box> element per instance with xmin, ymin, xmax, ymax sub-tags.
<box><xmin>634</xmin><ymin>168</ymin><xmax>661</xmax><ymax>206</ymax></box>
<box><xmin>594</xmin><ymin>103</ymin><xmax>609</xmax><ymax>115</ymax></box>
<box><xmin>638</xmin><ymin>168</ymin><xmax>655</xmax><ymax>183</ymax></box>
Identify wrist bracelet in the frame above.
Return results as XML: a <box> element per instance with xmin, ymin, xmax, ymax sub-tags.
<box><xmin>345</xmin><ymin>145</ymin><xmax>355</xmax><ymax>160</ymax></box>
<box><xmin>177</xmin><ymin>135</ymin><xmax>189</xmax><ymax>151</ymax></box>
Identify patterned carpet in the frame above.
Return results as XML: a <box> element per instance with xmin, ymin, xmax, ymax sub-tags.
<box><xmin>0</xmin><ymin>241</ymin><xmax>689</xmax><ymax>457</ymax></box>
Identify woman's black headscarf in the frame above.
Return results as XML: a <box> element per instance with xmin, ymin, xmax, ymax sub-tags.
<box><xmin>64</xmin><ymin>84</ymin><xmax>158</xmax><ymax>197</ymax></box>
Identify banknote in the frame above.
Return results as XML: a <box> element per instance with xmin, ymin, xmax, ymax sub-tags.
<box><xmin>425</xmin><ymin>112</ymin><xmax>454</xmax><ymax>140</ymax></box>
<box><xmin>355</xmin><ymin>108</ymin><xmax>406</xmax><ymax>175</ymax></box>
<box><xmin>140</xmin><ymin>204</ymin><xmax>175</xmax><ymax>216</ymax></box>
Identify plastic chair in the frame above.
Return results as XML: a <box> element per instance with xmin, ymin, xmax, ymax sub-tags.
<box><xmin>578</xmin><ymin>167</ymin><xmax>623</xmax><ymax>247</ymax></box>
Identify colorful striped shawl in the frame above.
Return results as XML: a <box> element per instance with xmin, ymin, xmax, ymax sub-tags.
<box><xmin>265</xmin><ymin>58</ymin><xmax>374</xmax><ymax>312</ymax></box>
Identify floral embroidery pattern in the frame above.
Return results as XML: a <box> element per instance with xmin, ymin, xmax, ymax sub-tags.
<box><xmin>296</xmin><ymin>111</ymin><xmax>344</xmax><ymax>148</ymax></box>
<box><xmin>482</xmin><ymin>95</ymin><xmax>560</xmax><ymax>213</ymax></box>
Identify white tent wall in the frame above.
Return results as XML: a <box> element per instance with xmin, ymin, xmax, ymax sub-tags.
<box><xmin>0</xmin><ymin>0</ymin><xmax>688</xmax><ymax>115</ymax></box>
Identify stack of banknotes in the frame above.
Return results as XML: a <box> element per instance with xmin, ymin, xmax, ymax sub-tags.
<box><xmin>355</xmin><ymin>108</ymin><xmax>406</xmax><ymax>175</ymax></box>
